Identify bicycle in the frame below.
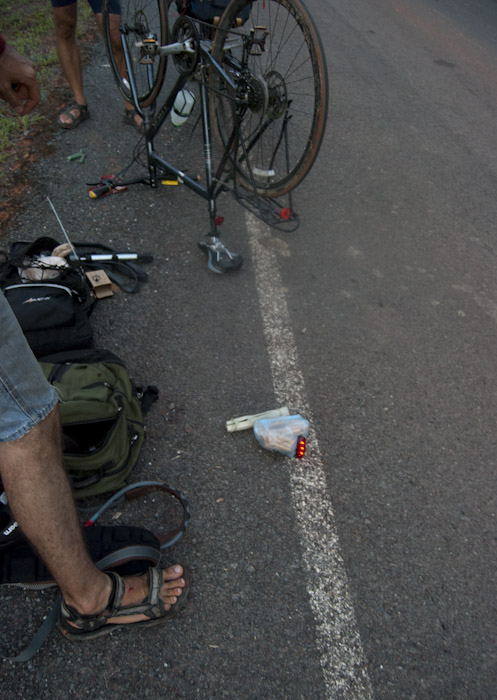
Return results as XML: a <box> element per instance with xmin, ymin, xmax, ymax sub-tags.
<box><xmin>96</xmin><ymin>0</ymin><xmax>329</xmax><ymax>273</ymax></box>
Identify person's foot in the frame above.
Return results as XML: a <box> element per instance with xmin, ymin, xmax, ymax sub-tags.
<box><xmin>109</xmin><ymin>565</ymin><xmax>186</xmax><ymax>623</ymax></box>
<box><xmin>57</xmin><ymin>103</ymin><xmax>90</xmax><ymax>129</ymax></box>
<box><xmin>59</xmin><ymin>565</ymin><xmax>188</xmax><ymax>639</ymax></box>
<box><xmin>123</xmin><ymin>107</ymin><xmax>145</xmax><ymax>134</ymax></box>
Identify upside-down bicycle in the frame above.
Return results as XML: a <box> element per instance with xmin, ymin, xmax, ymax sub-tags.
<box><xmin>96</xmin><ymin>0</ymin><xmax>329</xmax><ymax>272</ymax></box>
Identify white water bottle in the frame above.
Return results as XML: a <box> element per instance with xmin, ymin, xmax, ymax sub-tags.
<box><xmin>171</xmin><ymin>88</ymin><xmax>195</xmax><ymax>127</ymax></box>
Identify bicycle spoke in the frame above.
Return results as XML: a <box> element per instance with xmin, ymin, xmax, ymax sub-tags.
<box><xmin>103</xmin><ymin>0</ymin><xmax>168</xmax><ymax>108</ymax></box>
<box><xmin>210</xmin><ymin>0</ymin><xmax>328</xmax><ymax>197</ymax></box>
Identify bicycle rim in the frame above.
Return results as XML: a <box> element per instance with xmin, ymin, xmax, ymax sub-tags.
<box><xmin>103</xmin><ymin>0</ymin><xmax>168</xmax><ymax>108</ymax></box>
<box><xmin>211</xmin><ymin>0</ymin><xmax>328</xmax><ymax>198</ymax></box>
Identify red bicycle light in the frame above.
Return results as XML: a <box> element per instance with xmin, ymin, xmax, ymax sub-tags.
<box><xmin>280</xmin><ymin>207</ymin><xmax>292</xmax><ymax>221</ymax></box>
<box><xmin>215</xmin><ymin>215</ymin><xmax>225</xmax><ymax>226</ymax></box>
<box><xmin>295</xmin><ymin>436</ymin><xmax>306</xmax><ymax>459</ymax></box>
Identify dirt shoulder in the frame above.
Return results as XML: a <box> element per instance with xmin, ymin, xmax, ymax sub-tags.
<box><xmin>0</xmin><ymin>7</ymin><xmax>98</xmax><ymax>233</ymax></box>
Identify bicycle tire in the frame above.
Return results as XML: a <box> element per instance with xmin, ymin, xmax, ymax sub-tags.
<box><xmin>210</xmin><ymin>0</ymin><xmax>328</xmax><ymax>198</ymax></box>
<box><xmin>103</xmin><ymin>0</ymin><xmax>168</xmax><ymax>108</ymax></box>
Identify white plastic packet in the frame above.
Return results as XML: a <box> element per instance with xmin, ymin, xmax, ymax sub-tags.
<box><xmin>253</xmin><ymin>414</ymin><xmax>310</xmax><ymax>458</ymax></box>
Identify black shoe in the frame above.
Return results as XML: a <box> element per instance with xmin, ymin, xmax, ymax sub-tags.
<box><xmin>198</xmin><ymin>237</ymin><xmax>243</xmax><ymax>273</ymax></box>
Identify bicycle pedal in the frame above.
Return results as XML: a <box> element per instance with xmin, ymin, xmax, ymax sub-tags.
<box><xmin>198</xmin><ymin>237</ymin><xmax>243</xmax><ymax>274</ymax></box>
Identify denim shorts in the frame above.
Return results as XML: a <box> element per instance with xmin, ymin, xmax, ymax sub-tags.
<box><xmin>0</xmin><ymin>292</ymin><xmax>58</xmax><ymax>442</ymax></box>
<box><xmin>51</xmin><ymin>0</ymin><xmax>121</xmax><ymax>13</ymax></box>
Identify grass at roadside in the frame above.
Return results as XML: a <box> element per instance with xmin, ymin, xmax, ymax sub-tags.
<box><xmin>0</xmin><ymin>0</ymin><xmax>92</xmax><ymax>181</ymax></box>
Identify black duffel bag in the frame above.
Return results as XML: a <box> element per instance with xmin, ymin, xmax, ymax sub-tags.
<box><xmin>0</xmin><ymin>236</ymin><xmax>95</xmax><ymax>358</ymax></box>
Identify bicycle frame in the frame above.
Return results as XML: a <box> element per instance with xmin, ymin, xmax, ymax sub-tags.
<box><xmin>114</xmin><ymin>25</ymin><xmax>297</xmax><ymax>238</ymax></box>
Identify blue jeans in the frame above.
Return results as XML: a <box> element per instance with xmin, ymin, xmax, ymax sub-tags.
<box><xmin>0</xmin><ymin>292</ymin><xmax>58</xmax><ymax>442</ymax></box>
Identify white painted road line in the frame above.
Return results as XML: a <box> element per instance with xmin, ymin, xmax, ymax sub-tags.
<box><xmin>247</xmin><ymin>214</ymin><xmax>373</xmax><ymax>700</ymax></box>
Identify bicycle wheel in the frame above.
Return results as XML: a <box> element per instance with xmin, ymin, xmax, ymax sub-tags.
<box><xmin>103</xmin><ymin>0</ymin><xmax>168</xmax><ymax>108</ymax></box>
<box><xmin>210</xmin><ymin>0</ymin><xmax>328</xmax><ymax>198</ymax></box>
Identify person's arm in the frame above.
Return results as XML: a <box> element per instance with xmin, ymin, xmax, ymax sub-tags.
<box><xmin>0</xmin><ymin>35</ymin><xmax>40</xmax><ymax>115</ymax></box>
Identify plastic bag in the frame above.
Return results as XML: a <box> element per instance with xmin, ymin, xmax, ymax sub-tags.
<box><xmin>253</xmin><ymin>415</ymin><xmax>310</xmax><ymax>458</ymax></box>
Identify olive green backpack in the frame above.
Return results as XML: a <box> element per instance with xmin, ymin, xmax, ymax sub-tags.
<box><xmin>38</xmin><ymin>348</ymin><xmax>158</xmax><ymax>498</ymax></box>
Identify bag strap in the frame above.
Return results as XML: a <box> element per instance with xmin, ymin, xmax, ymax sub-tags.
<box><xmin>5</xmin><ymin>605</ymin><xmax>61</xmax><ymax>663</ymax></box>
<box><xmin>73</xmin><ymin>241</ymin><xmax>151</xmax><ymax>294</ymax></box>
<box><xmin>84</xmin><ymin>481</ymin><xmax>191</xmax><ymax>550</ymax></box>
<box><xmin>1</xmin><ymin>539</ymin><xmax>161</xmax><ymax>663</ymax></box>
<box><xmin>0</xmin><ymin>237</ymin><xmax>61</xmax><ymax>286</ymax></box>
<box><xmin>124</xmin><ymin>482</ymin><xmax>191</xmax><ymax>549</ymax></box>
<box><xmin>1</xmin><ymin>481</ymin><xmax>190</xmax><ymax>662</ymax></box>
<box><xmin>139</xmin><ymin>385</ymin><xmax>159</xmax><ymax>415</ymax></box>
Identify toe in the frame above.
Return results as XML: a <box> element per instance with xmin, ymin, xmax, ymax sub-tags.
<box><xmin>162</xmin><ymin>565</ymin><xmax>184</xmax><ymax>581</ymax></box>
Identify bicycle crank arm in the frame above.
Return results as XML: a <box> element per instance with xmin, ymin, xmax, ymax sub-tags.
<box><xmin>156</xmin><ymin>39</ymin><xmax>196</xmax><ymax>57</ymax></box>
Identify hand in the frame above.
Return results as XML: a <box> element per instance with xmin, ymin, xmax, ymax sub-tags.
<box><xmin>0</xmin><ymin>43</ymin><xmax>40</xmax><ymax>116</ymax></box>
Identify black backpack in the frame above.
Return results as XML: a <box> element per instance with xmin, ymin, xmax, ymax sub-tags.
<box><xmin>0</xmin><ymin>237</ymin><xmax>95</xmax><ymax>358</ymax></box>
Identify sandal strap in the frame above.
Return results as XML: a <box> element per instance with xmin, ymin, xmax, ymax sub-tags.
<box><xmin>144</xmin><ymin>566</ymin><xmax>167</xmax><ymax>619</ymax></box>
<box><xmin>60</xmin><ymin>572</ymin><xmax>124</xmax><ymax>633</ymax></box>
<box><xmin>60</xmin><ymin>103</ymin><xmax>88</xmax><ymax>116</ymax></box>
<box><xmin>112</xmin><ymin>566</ymin><xmax>166</xmax><ymax>621</ymax></box>
<box><xmin>59</xmin><ymin>567</ymin><xmax>167</xmax><ymax>634</ymax></box>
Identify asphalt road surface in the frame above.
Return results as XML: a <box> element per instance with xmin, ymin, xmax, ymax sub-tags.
<box><xmin>1</xmin><ymin>0</ymin><xmax>497</xmax><ymax>698</ymax></box>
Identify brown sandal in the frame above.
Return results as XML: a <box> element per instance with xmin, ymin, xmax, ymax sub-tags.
<box><xmin>57</xmin><ymin>103</ymin><xmax>90</xmax><ymax>130</ymax></box>
<box><xmin>59</xmin><ymin>566</ymin><xmax>189</xmax><ymax>641</ymax></box>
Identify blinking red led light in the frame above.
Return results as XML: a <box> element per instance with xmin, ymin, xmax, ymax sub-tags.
<box><xmin>295</xmin><ymin>436</ymin><xmax>306</xmax><ymax>459</ymax></box>
<box><xmin>280</xmin><ymin>207</ymin><xmax>292</xmax><ymax>221</ymax></box>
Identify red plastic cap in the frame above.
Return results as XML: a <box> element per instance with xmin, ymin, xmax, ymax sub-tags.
<box><xmin>215</xmin><ymin>215</ymin><xmax>225</xmax><ymax>226</ymax></box>
<box><xmin>280</xmin><ymin>207</ymin><xmax>292</xmax><ymax>221</ymax></box>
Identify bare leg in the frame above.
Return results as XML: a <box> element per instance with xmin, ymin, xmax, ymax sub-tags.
<box><xmin>0</xmin><ymin>406</ymin><xmax>185</xmax><ymax>621</ymax></box>
<box><xmin>53</xmin><ymin>6</ymin><xmax>140</xmax><ymax>129</ymax></box>
<box><xmin>53</xmin><ymin>4</ymin><xmax>88</xmax><ymax>125</ymax></box>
